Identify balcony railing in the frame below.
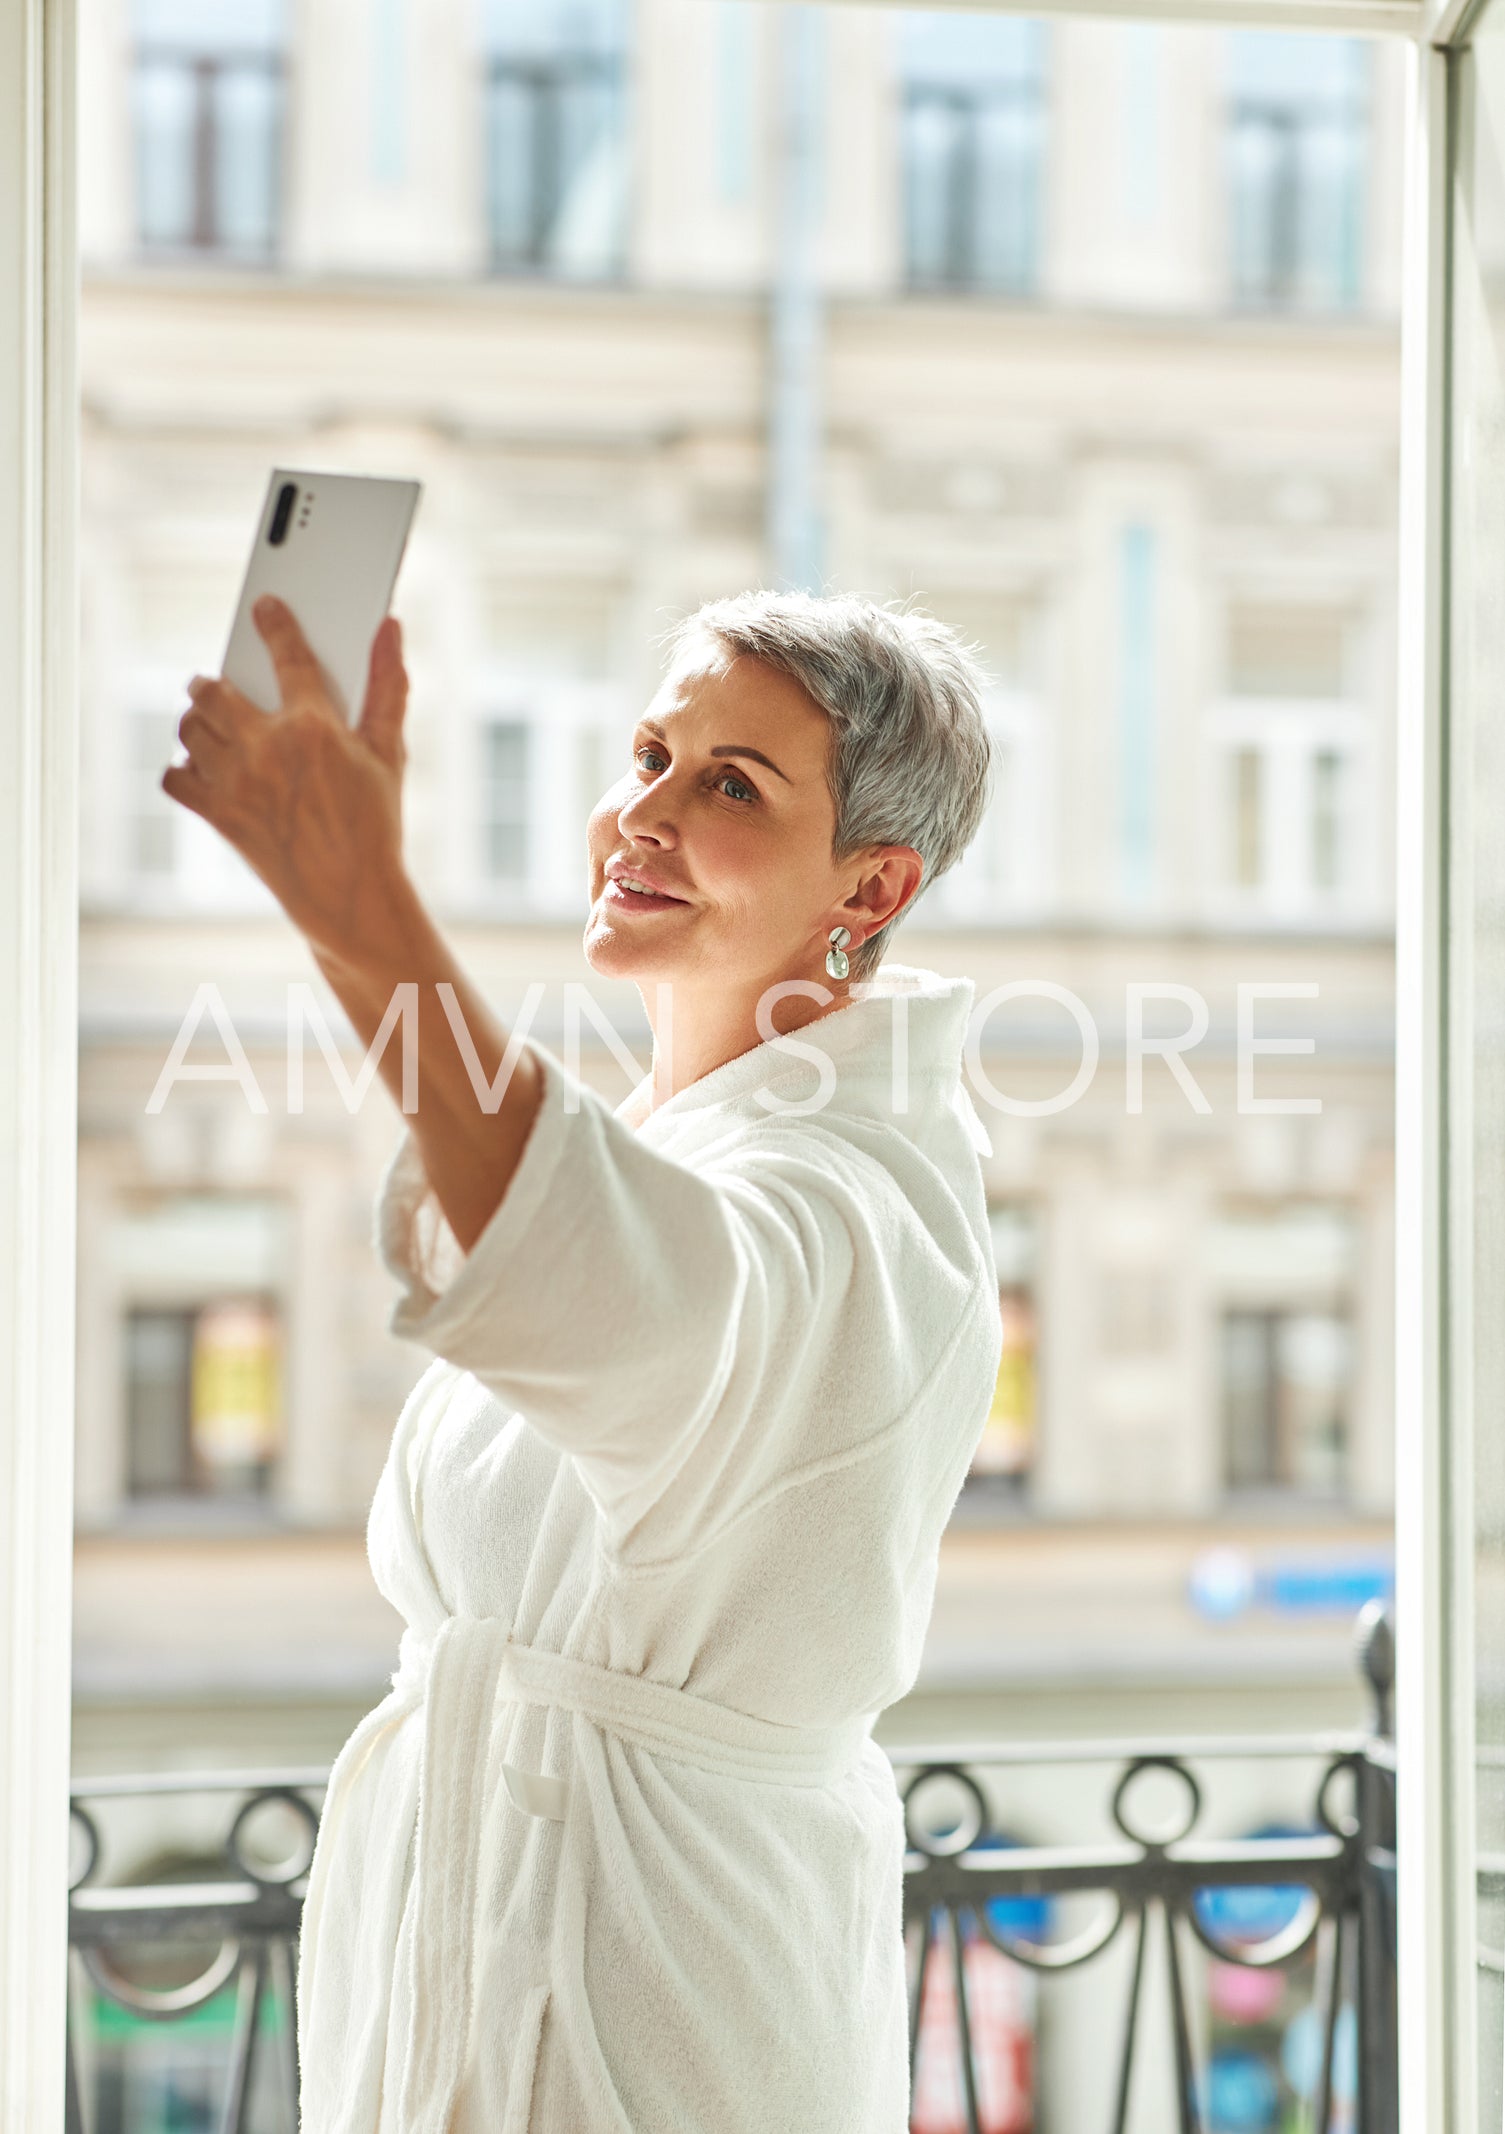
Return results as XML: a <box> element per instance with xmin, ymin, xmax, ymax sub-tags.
<box><xmin>67</xmin><ymin>1604</ymin><xmax>1396</xmax><ymax>2134</ymax></box>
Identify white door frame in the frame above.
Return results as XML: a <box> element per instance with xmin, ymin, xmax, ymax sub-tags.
<box><xmin>0</xmin><ymin>0</ymin><xmax>78</xmax><ymax>2125</ymax></box>
<box><xmin>0</xmin><ymin>0</ymin><xmax>1467</xmax><ymax>2124</ymax></box>
<box><xmin>1393</xmin><ymin>30</ymin><xmax>1458</xmax><ymax>2134</ymax></box>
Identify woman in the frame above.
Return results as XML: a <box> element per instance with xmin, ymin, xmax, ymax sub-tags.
<box><xmin>166</xmin><ymin>585</ymin><xmax>1003</xmax><ymax>2134</ymax></box>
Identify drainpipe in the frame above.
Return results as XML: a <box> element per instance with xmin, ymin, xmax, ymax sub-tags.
<box><xmin>766</xmin><ymin>3</ymin><xmax>824</xmax><ymax>593</ymax></box>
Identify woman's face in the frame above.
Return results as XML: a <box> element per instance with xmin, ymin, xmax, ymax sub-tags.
<box><xmin>584</xmin><ymin>641</ymin><xmax>862</xmax><ymax>995</ymax></box>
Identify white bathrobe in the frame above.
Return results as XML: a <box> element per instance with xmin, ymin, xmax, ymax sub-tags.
<box><xmin>295</xmin><ymin>962</ymin><xmax>1001</xmax><ymax>2134</ymax></box>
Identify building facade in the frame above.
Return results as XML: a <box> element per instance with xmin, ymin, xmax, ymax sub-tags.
<box><xmin>72</xmin><ymin>0</ymin><xmax>1402</xmax><ymax>1779</ymax></box>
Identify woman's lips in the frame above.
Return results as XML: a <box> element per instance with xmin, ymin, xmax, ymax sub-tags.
<box><xmin>604</xmin><ymin>878</ymin><xmax>690</xmax><ymax>913</ymax></box>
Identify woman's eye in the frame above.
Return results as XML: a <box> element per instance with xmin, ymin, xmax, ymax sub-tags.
<box><xmin>633</xmin><ymin>747</ymin><xmax>755</xmax><ymax>804</ymax></box>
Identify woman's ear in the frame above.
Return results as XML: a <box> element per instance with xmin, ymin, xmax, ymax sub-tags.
<box><xmin>842</xmin><ymin>846</ymin><xmax>924</xmax><ymax>939</ymax></box>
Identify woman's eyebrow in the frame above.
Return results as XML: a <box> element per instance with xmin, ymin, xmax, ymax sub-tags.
<box><xmin>710</xmin><ymin>745</ymin><xmax>791</xmax><ymax>785</ymax></box>
<box><xmin>637</xmin><ymin>718</ymin><xmax>791</xmax><ymax>785</ymax></box>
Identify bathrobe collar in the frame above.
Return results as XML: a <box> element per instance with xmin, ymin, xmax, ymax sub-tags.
<box><xmin>613</xmin><ymin>962</ymin><xmax>987</xmax><ymax>1150</ymax></box>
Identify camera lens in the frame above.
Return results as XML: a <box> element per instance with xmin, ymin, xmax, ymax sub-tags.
<box><xmin>268</xmin><ymin>482</ymin><xmax>297</xmax><ymax>547</ymax></box>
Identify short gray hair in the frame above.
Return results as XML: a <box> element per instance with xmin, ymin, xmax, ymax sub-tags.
<box><xmin>666</xmin><ymin>589</ymin><xmax>996</xmax><ymax>977</ymax></box>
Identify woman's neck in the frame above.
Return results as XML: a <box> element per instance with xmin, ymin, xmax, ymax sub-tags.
<box><xmin>640</xmin><ymin>972</ymin><xmax>857</xmax><ymax>1110</ymax></box>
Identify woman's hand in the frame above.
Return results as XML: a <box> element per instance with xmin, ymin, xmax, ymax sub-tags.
<box><xmin>165</xmin><ymin>593</ymin><xmax>544</xmax><ymax>1243</ymax></box>
<box><xmin>163</xmin><ymin>596</ymin><xmax>416</xmax><ymax>968</ymax></box>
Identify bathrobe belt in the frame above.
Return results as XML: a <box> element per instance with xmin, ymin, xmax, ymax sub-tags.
<box><xmin>377</xmin><ymin>1613</ymin><xmax>873</xmax><ymax>2131</ymax></box>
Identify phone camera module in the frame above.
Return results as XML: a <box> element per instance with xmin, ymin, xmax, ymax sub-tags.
<box><xmin>268</xmin><ymin>482</ymin><xmax>298</xmax><ymax>547</ymax></box>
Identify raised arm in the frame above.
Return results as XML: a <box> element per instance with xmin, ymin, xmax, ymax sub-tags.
<box><xmin>164</xmin><ymin>595</ymin><xmax>542</xmax><ymax>1249</ymax></box>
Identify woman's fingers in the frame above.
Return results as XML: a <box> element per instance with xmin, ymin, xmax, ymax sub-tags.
<box><xmin>356</xmin><ymin>614</ymin><xmax>409</xmax><ymax>769</ymax></box>
<box><xmin>186</xmin><ymin>671</ymin><xmax>261</xmax><ymax>737</ymax></box>
<box><xmin>175</xmin><ymin>676</ymin><xmax>264</xmax><ymax>812</ymax></box>
<box><xmin>161</xmin><ymin>757</ymin><xmax>216</xmax><ymax>820</ymax></box>
<box><xmin>253</xmin><ymin>594</ymin><xmax>341</xmax><ymax>720</ymax></box>
<box><xmin>182</xmin><ymin>674</ymin><xmax>243</xmax><ymax>741</ymax></box>
<box><xmin>178</xmin><ymin>702</ymin><xmax>234</xmax><ymax>780</ymax></box>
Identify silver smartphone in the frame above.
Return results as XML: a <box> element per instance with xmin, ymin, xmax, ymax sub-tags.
<box><xmin>221</xmin><ymin>468</ymin><xmax>422</xmax><ymax>720</ymax></box>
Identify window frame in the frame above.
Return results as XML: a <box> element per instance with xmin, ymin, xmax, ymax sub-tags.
<box><xmin>130</xmin><ymin>37</ymin><xmax>286</xmax><ymax>263</ymax></box>
<box><xmin>897</xmin><ymin>15</ymin><xmax>1050</xmax><ymax>296</ymax></box>
<box><xmin>1203</xmin><ymin>690</ymin><xmax>1378</xmax><ymax>920</ymax></box>
<box><xmin>927</xmin><ymin>679</ymin><xmax>1054</xmax><ymax>922</ymax></box>
<box><xmin>457</xmin><ymin>676</ymin><xmax>628</xmax><ymax>919</ymax></box>
<box><xmin>1223</xmin><ymin>30</ymin><xmax>1374</xmax><ymax>313</ymax></box>
<box><xmin>480</xmin><ymin>0</ymin><xmax>629</xmax><ymax>281</ymax></box>
<box><xmin>3</xmin><ymin>1</ymin><xmax>80</xmax><ymax>2118</ymax></box>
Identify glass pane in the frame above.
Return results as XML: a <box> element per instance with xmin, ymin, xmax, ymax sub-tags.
<box><xmin>133</xmin><ymin>52</ymin><xmax>282</xmax><ymax>256</ymax></box>
<box><xmin>551</xmin><ymin>74</ymin><xmax>627</xmax><ymax>277</ymax></box>
<box><xmin>902</xmin><ymin>94</ymin><xmax>959</xmax><ymax>285</ymax></box>
<box><xmin>481</xmin><ymin>0</ymin><xmax>626</xmax><ymax>275</ymax></box>
<box><xmin>971</xmin><ymin>1207</ymin><xmax>1037</xmax><ymax>1486</ymax></box>
<box><xmin>486</xmin><ymin>73</ymin><xmax>539</xmax><ymax>261</ymax></box>
<box><xmin>133</xmin><ymin>58</ymin><xmax>197</xmax><ymax>248</ymax></box>
<box><xmin>1449</xmin><ymin>9</ymin><xmax>1505</xmax><ymax>2119</ymax></box>
<box><xmin>124</xmin><ymin>1301</ymin><xmax>282</xmax><ymax>1498</ymax></box>
<box><xmin>133</xmin><ymin>0</ymin><xmax>285</xmax><ymax>51</ymax></box>
<box><xmin>483</xmin><ymin>720</ymin><xmax>531</xmax><ymax>883</ymax></box>
<box><xmin>899</xmin><ymin>14</ymin><xmax>1045</xmax><ymax>293</ymax></box>
<box><xmin>577</xmin><ymin>722</ymin><xmax>624</xmax><ymax>846</ymax></box>
<box><xmin>898</xmin><ymin>10</ymin><xmax>1044</xmax><ymax>87</ymax></box>
<box><xmin>115</xmin><ymin>1202</ymin><xmax>288</xmax><ymax>1501</ymax></box>
<box><xmin>1312</xmin><ymin>748</ymin><xmax>1344</xmax><ymax>892</ymax></box>
<box><xmin>212</xmin><ymin>62</ymin><xmax>281</xmax><ymax>254</ymax></box>
<box><xmin>973</xmin><ymin>95</ymin><xmax>1042</xmax><ymax>293</ymax></box>
<box><xmin>130</xmin><ymin>709</ymin><xmax>179</xmax><ymax>877</ymax></box>
<box><xmin>1233</xmin><ymin>747</ymin><xmax>1262</xmax><ymax>887</ymax></box>
<box><xmin>1226</xmin><ymin>33</ymin><xmax>1369</xmax><ymax>312</ymax></box>
<box><xmin>486</xmin><ymin>64</ymin><xmax>625</xmax><ymax>275</ymax></box>
<box><xmin>125</xmin><ymin>1308</ymin><xmax>195</xmax><ymax>1494</ymax></box>
<box><xmin>1222</xmin><ymin>1309</ymin><xmax>1277</xmax><ymax>1488</ymax></box>
<box><xmin>1275</xmin><ymin>1311</ymin><xmax>1349</xmax><ymax>1495</ymax></box>
<box><xmin>1214</xmin><ymin>1210</ymin><xmax>1354</xmax><ymax>1499</ymax></box>
<box><xmin>190</xmin><ymin>1297</ymin><xmax>281</xmax><ymax>1489</ymax></box>
<box><xmin>482</xmin><ymin>0</ymin><xmax>625</xmax><ymax>62</ymax></box>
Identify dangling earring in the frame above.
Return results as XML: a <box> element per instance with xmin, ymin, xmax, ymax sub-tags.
<box><xmin>825</xmin><ymin>925</ymin><xmax>852</xmax><ymax>981</ymax></box>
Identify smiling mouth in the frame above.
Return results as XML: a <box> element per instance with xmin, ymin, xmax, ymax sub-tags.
<box><xmin>604</xmin><ymin>878</ymin><xmax>690</xmax><ymax>912</ymax></box>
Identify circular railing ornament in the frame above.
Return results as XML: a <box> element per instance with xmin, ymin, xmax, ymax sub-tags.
<box><xmin>902</xmin><ymin>1765</ymin><xmax>988</xmax><ymax>1859</ymax></box>
<box><xmin>1187</xmin><ymin>1885</ymin><xmax>1324</xmax><ymax>1970</ymax></box>
<box><xmin>1110</xmin><ymin>1756</ymin><xmax>1202</xmax><ymax>1848</ymax></box>
<box><xmin>228</xmin><ymin>1786</ymin><xmax>320</xmax><ymax>1888</ymax></box>
<box><xmin>977</xmin><ymin>1890</ymin><xmax>1128</xmax><ymax>1973</ymax></box>
<box><xmin>79</xmin><ymin>1936</ymin><xmax>243</xmax><ymax>2021</ymax></box>
<box><xmin>68</xmin><ymin>1802</ymin><xmax>100</xmax><ymax>1894</ymax></box>
<box><xmin>1316</xmin><ymin>1753</ymin><xmax>1362</xmax><ymax>1842</ymax></box>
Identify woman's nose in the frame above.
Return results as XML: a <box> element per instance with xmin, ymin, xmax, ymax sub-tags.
<box><xmin>615</xmin><ymin>773</ymin><xmax>679</xmax><ymax>846</ymax></box>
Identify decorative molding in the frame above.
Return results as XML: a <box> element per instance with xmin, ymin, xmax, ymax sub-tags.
<box><xmin>816</xmin><ymin>0</ymin><xmax>1427</xmax><ymax>39</ymax></box>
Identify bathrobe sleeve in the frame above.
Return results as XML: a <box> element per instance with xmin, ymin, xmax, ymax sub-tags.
<box><xmin>375</xmin><ymin>1041</ymin><xmax>976</xmax><ymax>1542</ymax></box>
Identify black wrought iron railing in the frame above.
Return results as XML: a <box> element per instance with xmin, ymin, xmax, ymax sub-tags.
<box><xmin>67</xmin><ymin>1603</ymin><xmax>1396</xmax><ymax>2134</ymax></box>
<box><xmin>897</xmin><ymin>1602</ymin><xmax>1396</xmax><ymax>2134</ymax></box>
